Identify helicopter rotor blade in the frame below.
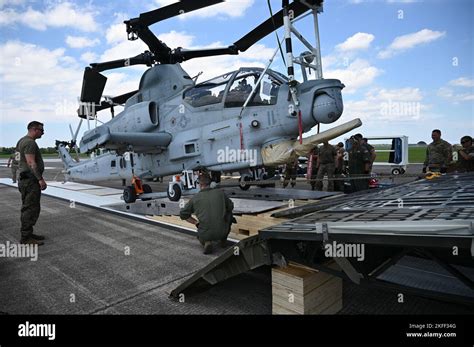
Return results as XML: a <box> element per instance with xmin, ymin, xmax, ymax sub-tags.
<box><xmin>137</xmin><ymin>0</ymin><xmax>223</xmax><ymax>27</ymax></box>
<box><xmin>89</xmin><ymin>52</ymin><xmax>155</xmax><ymax>73</ymax></box>
<box><xmin>80</xmin><ymin>68</ymin><xmax>107</xmax><ymax>104</ymax></box>
<box><xmin>77</xmin><ymin>90</ymin><xmax>138</xmax><ymax>119</ymax></box>
<box><xmin>124</xmin><ymin>0</ymin><xmax>223</xmax><ymax>59</ymax></box>
<box><xmin>169</xmin><ymin>0</ymin><xmax>323</xmax><ymax>62</ymax></box>
<box><xmin>69</xmin><ymin>124</ymin><xmax>74</xmax><ymax>140</ymax></box>
<box><xmin>80</xmin><ymin>52</ymin><xmax>153</xmax><ymax>105</ymax></box>
<box><xmin>73</xmin><ymin>119</ymin><xmax>83</xmax><ymax>143</ymax></box>
<box><xmin>233</xmin><ymin>0</ymin><xmax>323</xmax><ymax>52</ymax></box>
<box><xmin>174</xmin><ymin>46</ymin><xmax>238</xmax><ymax>62</ymax></box>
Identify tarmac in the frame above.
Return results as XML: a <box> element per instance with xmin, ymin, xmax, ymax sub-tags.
<box><xmin>0</xmin><ymin>161</ymin><xmax>472</xmax><ymax>315</ymax></box>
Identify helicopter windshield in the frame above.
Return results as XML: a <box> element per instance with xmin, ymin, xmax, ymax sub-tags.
<box><xmin>225</xmin><ymin>69</ymin><xmax>284</xmax><ymax>108</ymax></box>
<box><xmin>183</xmin><ymin>69</ymin><xmax>286</xmax><ymax>108</ymax></box>
<box><xmin>183</xmin><ymin>72</ymin><xmax>234</xmax><ymax>107</ymax></box>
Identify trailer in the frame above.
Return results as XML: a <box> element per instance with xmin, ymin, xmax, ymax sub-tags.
<box><xmin>346</xmin><ymin>135</ymin><xmax>409</xmax><ymax>175</ymax></box>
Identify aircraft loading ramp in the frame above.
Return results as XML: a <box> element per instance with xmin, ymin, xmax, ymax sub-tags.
<box><xmin>171</xmin><ymin>173</ymin><xmax>474</xmax><ymax>304</ymax></box>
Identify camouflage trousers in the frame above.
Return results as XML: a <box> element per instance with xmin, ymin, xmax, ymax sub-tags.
<box><xmin>11</xmin><ymin>165</ymin><xmax>18</xmax><ymax>182</ymax></box>
<box><xmin>18</xmin><ymin>177</ymin><xmax>41</xmax><ymax>240</ymax></box>
<box><xmin>316</xmin><ymin>163</ymin><xmax>335</xmax><ymax>191</ymax></box>
<box><xmin>283</xmin><ymin>168</ymin><xmax>297</xmax><ymax>188</ymax></box>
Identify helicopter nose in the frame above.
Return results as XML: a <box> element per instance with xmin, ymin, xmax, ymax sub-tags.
<box><xmin>311</xmin><ymin>80</ymin><xmax>344</xmax><ymax>124</ymax></box>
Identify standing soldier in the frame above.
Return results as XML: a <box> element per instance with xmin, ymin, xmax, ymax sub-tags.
<box><xmin>347</xmin><ymin>136</ymin><xmax>371</xmax><ymax>192</ymax></box>
<box><xmin>7</xmin><ymin>152</ymin><xmax>19</xmax><ymax>183</ymax></box>
<box><xmin>457</xmin><ymin>135</ymin><xmax>474</xmax><ymax>172</ymax></box>
<box><xmin>307</xmin><ymin>146</ymin><xmax>318</xmax><ymax>190</ymax></box>
<box><xmin>362</xmin><ymin>138</ymin><xmax>376</xmax><ymax>172</ymax></box>
<box><xmin>423</xmin><ymin>129</ymin><xmax>452</xmax><ymax>173</ymax></box>
<box><xmin>16</xmin><ymin>121</ymin><xmax>47</xmax><ymax>245</ymax></box>
<box><xmin>315</xmin><ymin>141</ymin><xmax>337</xmax><ymax>191</ymax></box>
<box><xmin>282</xmin><ymin>157</ymin><xmax>298</xmax><ymax>188</ymax></box>
<box><xmin>334</xmin><ymin>142</ymin><xmax>345</xmax><ymax>191</ymax></box>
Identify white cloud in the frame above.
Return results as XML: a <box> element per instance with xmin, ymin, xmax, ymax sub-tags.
<box><xmin>437</xmin><ymin>87</ymin><xmax>474</xmax><ymax>103</ymax></box>
<box><xmin>378</xmin><ymin>29</ymin><xmax>446</xmax><ymax>59</ymax></box>
<box><xmin>0</xmin><ymin>2</ymin><xmax>99</xmax><ymax>32</ymax></box>
<box><xmin>158</xmin><ymin>30</ymin><xmax>194</xmax><ymax>48</ymax></box>
<box><xmin>0</xmin><ymin>41</ymin><xmax>83</xmax><ymax>125</ymax></box>
<box><xmin>80</xmin><ymin>51</ymin><xmax>98</xmax><ymax>63</ymax></box>
<box><xmin>154</xmin><ymin>0</ymin><xmax>254</xmax><ymax>19</ymax></box>
<box><xmin>0</xmin><ymin>0</ymin><xmax>25</xmax><ymax>8</ymax></box>
<box><xmin>342</xmin><ymin>87</ymin><xmax>427</xmax><ymax>124</ymax></box>
<box><xmin>106</xmin><ymin>22</ymin><xmax>127</xmax><ymax>44</ymax></box>
<box><xmin>437</xmin><ymin>76</ymin><xmax>474</xmax><ymax>104</ymax></box>
<box><xmin>324</xmin><ymin>59</ymin><xmax>382</xmax><ymax>94</ymax></box>
<box><xmin>449</xmin><ymin>77</ymin><xmax>474</xmax><ymax>88</ymax></box>
<box><xmin>349</xmin><ymin>0</ymin><xmax>420</xmax><ymax>3</ymax></box>
<box><xmin>336</xmin><ymin>32</ymin><xmax>375</xmax><ymax>52</ymax></box>
<box><xmin>66</xmin><ymin>36</ymin><xmax>100</xmax><ymax>49</ymax></box>
<box><xmin>321</xmin><ymin>55</ymin><xmax>338</xmax><ymax>70</ymax></box>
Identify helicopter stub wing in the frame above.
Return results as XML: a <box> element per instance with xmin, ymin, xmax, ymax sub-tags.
<box><xmin>261</xmin><ymin>118</ymin><xmax>362</xmax><ymax>166</ymax></box>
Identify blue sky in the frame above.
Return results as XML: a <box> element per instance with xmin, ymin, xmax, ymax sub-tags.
<box><xmin>0</xmin><ymin>0</ymin><xmax>472</xmax><ymax>148</ymax></box>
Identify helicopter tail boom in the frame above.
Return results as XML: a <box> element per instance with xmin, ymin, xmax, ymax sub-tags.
<box><xmin>56</xmin><ymin>142</ymin><xmax>79</xmax><ymax>169</ymax></box>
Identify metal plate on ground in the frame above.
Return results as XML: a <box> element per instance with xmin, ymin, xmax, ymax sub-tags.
<box><xmin>223</xmin><ymin>187</ymin><xmax>340</xmax><ymax>201</ymax></box>
<box><xmin>79</xmin><ymin>188</ymin><xmax>124</xmax><ymax>196</ymax></box>
<box><xmin>377</xmin><ymin>255</ymin><xmax>474</xmax><ymax>298</ymax></box>
<box><xmin>105</xmin><ymin>197</ymin><xmax>287</xmax><ymax>216</ymax></box>
<box><xmin>105</xmin><ymin>199</ymin><xmax>182</xmax><ymax>216</ymax></box>
<box><xmin>47</xmin><ymin>181</ymin><xmax>103</xmax><ymax>191</ymax></box>
<box><xmin>230</xmin><ymin>198</ymin><xmax>286</xmax><ymax>214</ymax></box>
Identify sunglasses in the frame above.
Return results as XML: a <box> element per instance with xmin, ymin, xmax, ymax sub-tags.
<box><xmin>34</xmin><ymin>128</ymin><xmax>44</xmax><ymax>133</ymax></box>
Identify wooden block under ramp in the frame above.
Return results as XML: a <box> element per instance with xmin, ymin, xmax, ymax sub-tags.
<box><xmin>272</xmin><ymin>262</ymin><xmax>342</xmax><ymax>315</ymax></box>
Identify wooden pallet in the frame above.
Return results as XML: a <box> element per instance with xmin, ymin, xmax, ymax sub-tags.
<box><xmin>147</xmin><ymin>199</ymin><xmax>310</xmax><ymax>240</ymax></box>
<box><xmin>272</xmin><ymin>261</ymin><xmax>343</xmax><ymax>315</ymax></box>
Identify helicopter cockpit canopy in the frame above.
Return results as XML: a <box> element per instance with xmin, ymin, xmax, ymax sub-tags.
<box><xmin>183</xmin><ymin>68</ymin><xmax>287</xmax><ymax>108</ymax></box>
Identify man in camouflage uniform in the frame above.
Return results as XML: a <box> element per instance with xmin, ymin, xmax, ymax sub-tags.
<box><xmin>16</xmin><ymin>121</ymin><xmax>47</xmax><ymax>245</ymax></box>
<box><xmin>347</xmin><ymin>136</ymin><xmax>371</xmax><ymax>192</ymax></box>
<box><xmin>423</xmin><ymin>129</ymin><xmax>452</xmax><ymax>173</ymax></box>
<box><xmin>457</xmin><ymin>135</ymin><xmax>474</xmax><ymax>172</ymax></box>
<box><xmin>315</xmin><ymin>141</ymin><xmax>337</xmax><ymax>191</ymax></box>
<box><xmin>334</xmin><ymin>142</ymin><xmax>345</xmax><ymax>191</ymax></box>
<box><xmin>362</xmin><ymin>138</ymin><xmax>376</xmax><ymax>172</ymax></box>
<box><xmin>7</xmin><ymin>152</ymin><xmax>19</xmax><ymax>183</ymax></box>
<box><xmin>282</xmin><ymin>157</ymin><xmax>298</xmax><ymax>188</ymax></box>
<box><xmin>307</xmin><ymin>147</ymin><xmax>318</xmax><ymax>190</ymax></box>
<box><xmin>180</xmin><ymin>173</ymin><xmax>234</xmax><ymax>254</ymax></box>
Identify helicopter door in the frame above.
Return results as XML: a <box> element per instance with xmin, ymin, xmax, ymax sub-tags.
<box><xmin>110</xmin><ymin>159</ymin><xmax>118</xmax><ymax>175</ymax></box>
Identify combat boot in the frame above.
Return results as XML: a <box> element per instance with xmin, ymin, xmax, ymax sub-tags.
<box><xmin>30</xmin><ymin>234</ymin><xmax>45</xmax><ymax>240</ymax></box>
<box><xmin>203</xmin><ymin>241</ymin><xmax>213</xmax><ymax>254</ymax></box>
<box><xmin>20</xmin><ymin>238</ymin><xmax>44</xmax><ymax>246</ymax></box>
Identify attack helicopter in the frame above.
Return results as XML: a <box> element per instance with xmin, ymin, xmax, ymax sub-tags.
<box><xmin>57</xmin><ymin>0</ymin><xmax>362</xmax><ymax>202</ymax></box>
